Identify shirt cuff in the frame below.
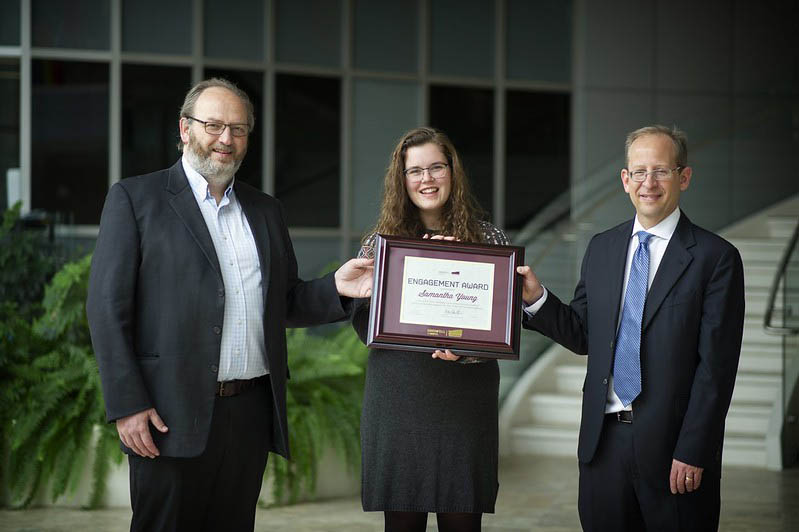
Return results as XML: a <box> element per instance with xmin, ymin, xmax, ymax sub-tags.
<box><xmin>523</xmin><ymin>286</ymin><xmax>548</xmax><ymax>316</ymax></box>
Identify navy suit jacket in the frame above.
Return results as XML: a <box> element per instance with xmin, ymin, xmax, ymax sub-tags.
<box><xmin>523</xmin><ymin>212</ymin><xmax>745</xmax><ymax>481</ymax></box>
<box><xmin>87</xmin><ymin>160</ymin><xmax>350</xmax><ymax>458</ymax></box>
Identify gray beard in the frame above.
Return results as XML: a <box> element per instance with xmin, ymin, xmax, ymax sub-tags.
<box><xmin>184</xmin><ymin>136</ymin><xmax>244</xmax><ymax>189</ymax></box>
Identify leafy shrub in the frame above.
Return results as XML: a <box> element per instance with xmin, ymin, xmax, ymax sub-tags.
<box><xmin>267</xmin><ymin>324</ymin><xmax>367</xmax><ymax>504</ymax></box>
<box><xmin>2</xmin><ymin>246</ymin><xmax>368</xmax><ymax>508</ymax></box>
<box><xmin>2</xmin><ymin>255</ymin><xmax>120</xmax><ymax>508</ymax></box>
<box><xmin>0</xmin><ymin>204</ymin><xmax>62</xmax><ymax>320</ymax></box>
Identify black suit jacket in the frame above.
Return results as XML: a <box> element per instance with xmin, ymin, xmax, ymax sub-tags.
<box><xmin>87</xmin><ymin>160</ymin><xmax>350</xmax><ymax>458</ymax></box>
<box><xmin>523</xmin><ymin>212</ymin><xmax>744</xmax><ymax>481</ymax></box>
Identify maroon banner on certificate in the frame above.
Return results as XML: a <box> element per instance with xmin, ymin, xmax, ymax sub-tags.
<box><xmin>366</xmin><ymin>234</ymin><xmax>524</xmax><ymax>359</ymax></box>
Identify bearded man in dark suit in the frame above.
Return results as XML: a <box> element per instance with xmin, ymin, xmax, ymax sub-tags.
<box><xmin>517</xmin><ymin>125</ymin><xmax>744</xmax><ymax>531</ymax></box>
<box><xmin>86</xmin><ymin>78</ymin><xmax>372</xmax><ymax>531</ymax></box>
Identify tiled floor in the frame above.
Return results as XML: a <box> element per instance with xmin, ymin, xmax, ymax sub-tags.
<box><xmin>1</xmin><ymin>455</ymin><xmax>798</xmax><ymax>531</ymax></box>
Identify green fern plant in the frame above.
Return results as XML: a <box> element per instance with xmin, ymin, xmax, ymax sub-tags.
<box><xmin>3</xmin><ymin>254</ymin><xmax>122</xmax><ymax>508</ymax></box>
<box><xmin>0</xmin><ymin>203</ymin><xmax>62</xmax><ymax>321</ymax></box>
<box><xmin>2</xmin><ymin>247</ymin><xmax>368</xmax><ymax>509</ymax></box>
<box><xmin>1</xmin><ymin>203</ymin><xmax>65</xmax><ymax>506</ymax></box>
<box><xmin>266</xmin><ymin>324</ymin><xmax>368</xmax><ymax>505</ymax></box>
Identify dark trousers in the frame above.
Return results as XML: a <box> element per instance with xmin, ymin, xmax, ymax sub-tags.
<box><xmin>578</xmin><ymin>415</ymin><xmax>720</xmax><ymax>532</ymax></box>
<box><xmin>128</xmin><ymin>380</ymin><xmax>273</xmax><ymax>532</ymax></box>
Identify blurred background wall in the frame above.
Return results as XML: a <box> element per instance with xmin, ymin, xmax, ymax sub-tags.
<box><xmin>0</xmin><ymin>0</ymin><xmax>796</xmax><ymax>397</ymax></box>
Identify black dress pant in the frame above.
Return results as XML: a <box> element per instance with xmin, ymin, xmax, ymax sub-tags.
<box><xmin>128</xmin><ymin>379</ymin><xmax>273</xmax><ymax>532</ymax></box>
<box><xmin>578</xmin><ymin>415</ymin><xmax>720</xmax><ymax>532</ymax></box>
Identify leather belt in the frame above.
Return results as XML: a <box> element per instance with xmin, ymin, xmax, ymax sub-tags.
<box><xmin>216</xmin><ymin>375</ymin><xmax>268</xmax><ymax>397</ymax></box>
<box><xmin>607</xmin><ymin>410</ymin><xmax>633</xmax><ymax>424</ymax></box>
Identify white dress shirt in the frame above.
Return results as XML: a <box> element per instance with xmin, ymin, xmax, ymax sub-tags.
<box><xmin>182</xmin><ymin>157</ymin><xmax>268</xmax><ymax>381</ymax></box>
<box><xmin>525</xmin><ymin>207</ymin><xmax>682</xmax><ymax>412</ymax></box>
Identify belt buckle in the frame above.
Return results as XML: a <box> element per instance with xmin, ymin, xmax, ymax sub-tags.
<box><xmin>218</xmin><ymin>381</ymin><xmax>232</xmax><ymax>397</ymax></box>
<box><xmin>616</xmin><ymin>410</ymin><xmax>633</xmax><ymax>424</ymax></box>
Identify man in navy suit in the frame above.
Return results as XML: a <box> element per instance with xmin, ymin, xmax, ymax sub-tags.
<box><xmin>87</xmin><ymin>78</ymin><xmax>372</xmax><ymax>531</ymax></box>
<box><xmin>517</xmin><ymin>125</ymin><xmax>744</xmax><ymax>531</ymax></box>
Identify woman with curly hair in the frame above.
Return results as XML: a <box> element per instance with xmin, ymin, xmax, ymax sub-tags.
<box><xmin>353</xmin><ymin>127</ymin><xmax>509</xmax><ymax>532</ymax></box>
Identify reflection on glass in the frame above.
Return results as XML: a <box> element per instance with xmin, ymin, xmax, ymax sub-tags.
<box><xmin>32</xmin><ymin>60</ymin><xmax>108</xmax><ymax>224</ymax></box>
<box><xmin>275</xmin><ymin>74</ymin><xmax>340</xmax><ymax>227</ymax></box>
<box><xmin>275</xmin><ymin>0</ymin><xmax>341</xmax><ymax>67</ymax></box>
<box><xmin>430</xmin><ymin>85</ymin><xmax>494</xmax><ymax>220</ymax></box>
<box><xmin>204</xmin><ymin>0</ymin><xmax>264</xmax><ymax>61</ymax></box>
<box><xmin>122</xmin><ymin>0</ymin><xmax>192</xmax><ymax>55</ymax></box>
<box><xmin>506</xmin><ymin>0</ymin><xmax>571</xmax><ymax>82</ymax></box>
<box><xmin>430</xmin><ymin>0</ymin><xmax>494</xmax><ymax>78</ymax></box>
<box><xmin>351</xmin><ymin>79</ymin><xmax>419</xmax><ymax>232</ymax></box>
<box><xmin>204</xmin><ymin>69</ymin><xmax>263</xmax><ymax>189</ymax></box>
<box><xmin>292</xmin><ymin>237</ymin><xmax>340</xmax><ymax>279</ymax></box>
<box><xmin>122</xmin><ymin>64</ymin><xmax>191</xmax><ymax>179</ymax></box>
<box><xmin>0</xmin><ymin>0</ymin><xmax>20</xmax><ymax>46</ymax></box>
<box><xmin>32</xmin><ymin>0</ymin><xmax>109</xmax><ymax>50</ymax></box>
<box><xmin>505</xmin><ymin>90</ymin><xmax>570</xmax><ymax>229</ymax></box>
<box><xmin>0</xmin><ymin>59</ymin><xmax>20</xmax><ymax>209</ymax></box>
<box><xmin>353</xmin><ymin>0</ymin><xmax>417</xmax><ymax>73</ymax></box>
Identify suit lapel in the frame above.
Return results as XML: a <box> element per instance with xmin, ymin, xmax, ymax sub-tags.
<box><xmin>606</xmin><ymin>221</ymin><xmax>634</xmax><ymax>337</ymax></box>
<box><xmin>235</xmin><ymin>183</ymin><xmax>271</xmax><ymax>304</ymax></box>
<box><xmin>165</xmin><ymin>161</ymin><xmax>222</xmax><ymax>278</ymax></box>
<box><xmin>642</xmin><ymin>214</ymin><xmax>695</xmax><ymax>331</ymax></box>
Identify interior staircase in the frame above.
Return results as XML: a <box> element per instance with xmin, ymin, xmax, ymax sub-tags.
<box><xmin>500</xmin><ymin>198</ymin><xmax>799</xmax><ymax>469</ymax></box>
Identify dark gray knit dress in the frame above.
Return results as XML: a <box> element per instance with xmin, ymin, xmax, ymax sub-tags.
<box><xmin>353</xmin><ymin>222</ymin><xmax>508</xmax><ymax>513</ymax></box>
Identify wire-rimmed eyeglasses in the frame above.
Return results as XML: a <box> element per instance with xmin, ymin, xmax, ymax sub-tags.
<box><xmin>626</xmin><ymin>167</ymin><xmax>682</xmax><ymax>182</ymax></box>
<box><xmin>404</xmin><ymin>163</ymin><xmax>449</xmax><ymax>183</ymax></box>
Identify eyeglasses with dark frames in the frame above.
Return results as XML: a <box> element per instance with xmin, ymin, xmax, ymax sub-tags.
<box><xmin>185</xmin><ymin>116</ymin><xmax>250</xmax><ymax>137</ymax></box>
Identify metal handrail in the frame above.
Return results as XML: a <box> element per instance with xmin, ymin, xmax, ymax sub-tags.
<box><xmin>764</xmin><ymin>220</ymin><xmax>799</xmax><ymax>335</ymax></box>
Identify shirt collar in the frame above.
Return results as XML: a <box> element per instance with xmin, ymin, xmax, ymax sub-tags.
<box><xmin>632</xmin><ymin>207</ymin><xmax>681</xmax><ymax>242</ymax></box>
<box><xmin>181</xmin><ymin>155</ymin><xmax>235</xmax><ymax>204</ymax></box>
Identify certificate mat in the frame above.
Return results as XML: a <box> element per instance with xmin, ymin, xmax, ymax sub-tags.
<box><xmin>367</xmin><ymin>234</ymin><xmax>524</xmax><ymax>359</ymax></box>
<box><xmin>399</xmin><ymin>256</ymin><xmax>494</xmax><ymax>330</ymax></box>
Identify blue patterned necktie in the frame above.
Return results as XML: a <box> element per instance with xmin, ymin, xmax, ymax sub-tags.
<box><xmin>613</xmin><ymin>231</ymin><xmax>653</xmax><ymax>407</ymax></box>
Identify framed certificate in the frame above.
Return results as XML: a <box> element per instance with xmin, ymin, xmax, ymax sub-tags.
<box><xmin>366</xmin><ymin>234</ymin><xmax>524</xmax><ymax>359</ymax></box>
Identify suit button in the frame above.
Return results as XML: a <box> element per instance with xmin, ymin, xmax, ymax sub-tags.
<box><xmin>603</xmin><ymin>378</ymin><xmax>608</xmax><ymax>385</ymax></box>
<box><xmin>218</xmin><ymin>288</ymin><xmax>224</xmax><ymax>298</ymax></box>
<box><xmin>213</xmin><ymin>326</ymin><xmax>221</xmax><ymax>334</ymax></box>
<box><xmin>210</xmin><ymin>364</ymin><xmax>218</xmax><ymax>373</ymax></box>
<box><xmin>609</xmin><ymin>341</ymin><xmax>614</xmax><ymax>350</ymax></box>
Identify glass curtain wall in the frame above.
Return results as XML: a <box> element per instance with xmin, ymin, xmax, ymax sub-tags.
<box><xmin>3</xmin><ymin>0</ymin><xmax>572</xmax><ymax>277</ymax></box>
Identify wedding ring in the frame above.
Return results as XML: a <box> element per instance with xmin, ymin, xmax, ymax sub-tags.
<box><xmin>685</xmin><ymin>476</ymin><xmax>693</xmax><ymax>482</ymax></box>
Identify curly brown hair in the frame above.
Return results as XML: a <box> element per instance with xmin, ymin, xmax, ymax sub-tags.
<box><xmin>366</xmin><ymin>127</ymin><xmax>486</xmax><ymax>245</ymax></box>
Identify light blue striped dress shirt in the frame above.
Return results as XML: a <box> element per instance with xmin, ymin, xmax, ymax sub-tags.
<box><xmin>182</xmin><ymin>157</ymin><xmax>268</xmax><ymax>381</ymax></box>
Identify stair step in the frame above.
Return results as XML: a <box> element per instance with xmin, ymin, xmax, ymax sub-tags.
<box><xmin>731</xmin><ymin>374</ymin><xmax>781</xmax><ymax>404</ymax></box>
<box><xmin>554</xmin><ymin>365</ymin><xmax>587</xmax><ymax>393</ymax></box>
<box><xmin>742</xmin><ymin>264</ymin><xmax>780</xmax><ymax>288</ymax></box>
<box><xmin>510</xmin><ymin>425</ymin><xmax>578</xmax><ymax>457</ymax></box>
<box><xmin>742</xmin><ymin>323</ymin><xmax>783</xmax><ymax>346</ymax></box>
<box><xmin>738</xmin><ymin>347</ymin><xmax>782</xmax><ymax>373</ymax></box>
<box><xmin>527</xmin><ymin>395</ymin><xmax>773</xmax><ymax>434</ymax></box>
<box><xmin>730</xmin><ymin>238</ymin><xmax>788</xmax><ymax>263</ymax></box>
<box><xmin>745</xmin><ymin>286</ymin><xmax>769</xmax><ymax>305</ymax></box>
<box><xmin>722</xmin><ymin>434</ymin><xmax>767</xmax><ymax>467</ymax></box>
<box><xmin>510</xmin><ymin>423</ymin><xmax>770</xmax><ymax>463</ymax></box>
<box><xmin>726</xmin><ymin>404</ymin><xmax>772</xmax><ymax>435</ymax></box>
<box><xmin>528</xmin><ymin>394</ymin><xmax>581</xmax><ymax>426</ymax></box>
<box><xmin>535</xmin><ymin>369</ymin><xmax>780</xmax><ymax>414</ymax></box>
<box><xmin>767</xmin><ymin>216</ymin><xmax>798</xmax><ymax>239</ymax></box>
<box><xmin>745</xmin><ymin>287</ymin><xmax>787</xmax><ymax>315</ymax></box>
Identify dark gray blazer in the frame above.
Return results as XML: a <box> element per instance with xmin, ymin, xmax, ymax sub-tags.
<box><xmin>523</xmin><ymin>212</ymin><xmax>745</xmax><ymax>481</ymax></box>
<box><xmin>87</xmin><ymin>160</ymin><xmax>349</xmax><ymax>458</ymax></box>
